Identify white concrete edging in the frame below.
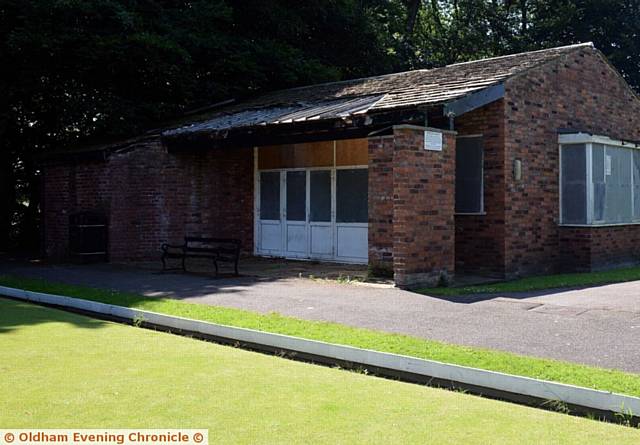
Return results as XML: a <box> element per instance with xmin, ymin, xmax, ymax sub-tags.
<box><xmin>1</xmin><ymin>284</ymin><xmax>638</xmax><ymax>416</ymax></box>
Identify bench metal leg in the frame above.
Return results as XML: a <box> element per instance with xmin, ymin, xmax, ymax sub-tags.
<box><xmin>234</xmin><ymin>260</ymin><xmax>239</xmax><ymax>276</ymax></box>
<box><xmin>213</xmin><ymin>260</ymin><xmax>219</xmax><ymax>277</ymax></box>
<box><xmin>161</xmin><ymin>255</ymin><xmax>166</xmax><ymax>272</ymax></box>
<box><xmin>181</xmin><ymin>256</ymin><xmax>186</xmax><ymax>272</ymax></box>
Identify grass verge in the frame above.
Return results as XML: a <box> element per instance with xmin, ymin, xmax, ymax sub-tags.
<box><xmin>419</xmin><ymin>266</ymin><xmax>640</xmax><ymax>296</ymax></box>
<box><xmin>3</xmin><ymin>298</ymin><xmax>639</xmax><ymax>442</ymax></box>
<box><xmin>1</xmin><ymin>274</ymin><xmax>640</xmax><ymax>398</ymax></box>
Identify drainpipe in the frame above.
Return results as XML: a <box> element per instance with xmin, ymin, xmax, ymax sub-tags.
<box><xmin>447</xmin><ymin>112</ymin><xmax>456</xmax><ymax>131</ymax></box>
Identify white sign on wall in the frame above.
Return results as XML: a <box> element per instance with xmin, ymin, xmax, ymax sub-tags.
<box><xmin>424</xmin><ymin>131</ymin><xmax>443</xmax><ymax>151</ymax></box>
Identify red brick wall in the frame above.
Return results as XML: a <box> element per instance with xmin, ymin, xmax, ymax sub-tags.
<box><xmin>560</xmin><ymin>226</ymin><xmax>640</xmax><ymax>271</ymax></box>
<box><xmin>367</xmin><ymin>135</ymin><xmax>394</xmax><ymax>274</ymax></box>
<box><xmin>503</xmin><ymin>47</ymin><xmax>640</xmax><ymax>276</ymax></box>
<box><xmin>454</xmin><ymin>100</ymin><xmax>506</xmax><ymax>276</ymax></box>
<box><xmin>391</xmin><ymin>126</ymin><xmax>456</xmax><ymax>287</ymax></box>
<box><xmin>42</xmin><ymin>160</ymin><xmax>111</xmax><ymax>259</ymax></box>
<box><xmin>42</xmin><ymin>162</ymin><xmax>72</xmax><ymax>259</ymax></box>
<box><xmin>557</xmin><ymin>227</ymin><xmax>592</xmax><ymax>272</ymax></box>
<box><xmin>43</xmin><ymin>138</ymin><xmax>254</xmax><ymax>262</ymax></box>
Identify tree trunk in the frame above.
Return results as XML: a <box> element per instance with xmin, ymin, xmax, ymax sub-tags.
<box><xmin>405</xmin><ymin>0</ymin><xmax>422</xmax><ymax>37</ymax></box>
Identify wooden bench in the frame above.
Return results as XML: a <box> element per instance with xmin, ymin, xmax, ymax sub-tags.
<box><xmin>161</xmin><ymin>236</ymin><xmax>241</xmax><ymax>276</ymax></box>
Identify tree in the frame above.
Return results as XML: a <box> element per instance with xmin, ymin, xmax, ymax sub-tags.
<box><xmin>1</xmin><ymin>0</ymin><xmax>639</xmax><ymax>253</ymax></box>
<box><xmin>0</xmin><ymin>0</ymin><xmax>393</xmax><ymax>251</ymax></box>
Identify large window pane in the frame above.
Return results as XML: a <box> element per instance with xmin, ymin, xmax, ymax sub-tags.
<box><xmin>634</xmin><ymin>150</ymin><xmax>640</xmax><ymax>220</ymax></box>
<box><xmin>260</xmin><ymin>172</ymin><xmax>280</xmax><ymax>220</ymax></box>
<box><xmin>592</xmin><ymin>144</ymin><xmax>606</xmax><ymax>222</ymax></box>
<box><xmin>604</xmin><ymin>146</ymin><xmax>632</xmax><ymax>223</ymax></box>
<box><xmin>310</xmin><ymin>170</ymin><xmax>331</xmax><ymax>222</ymax></box>
<box><xmin>286</xmin><ymin>171</ymin><xmax>306</xmax><ymax>221</ymax></box>
<box><xmin>455</xmin><ymin>137</ymin><xmax>483</xmax><ymax>213</ymax></box>
<box><xmin>336</xmin><ymin>169</ymin><xmax>368</xmax><ymax>223</ymax></box>
<box><xmin>561</xmin><ymin>144</ymin><xmax>587</xmax><ymax>224</ymax></box>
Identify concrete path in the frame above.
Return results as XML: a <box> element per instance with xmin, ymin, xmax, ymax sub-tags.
<box><xmin>2</xmin><ymin>261</ymin><xmax>640</xmax><ymax>373</ymax></box>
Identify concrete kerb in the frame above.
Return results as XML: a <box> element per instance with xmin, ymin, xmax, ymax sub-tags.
<box><xmin>1</xmin><ymin>284</ymin><xmax>639</xmax><ymax>421</ymax></box>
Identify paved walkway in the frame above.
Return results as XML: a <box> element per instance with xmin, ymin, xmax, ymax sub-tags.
<box><xmin>2</xmin><ymin>261</ymin><xmax>640</xmax><ymax>373</ymax></box>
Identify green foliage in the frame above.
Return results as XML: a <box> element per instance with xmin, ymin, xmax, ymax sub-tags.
<box><xmin>2</xmin><ymin>0</ymin><xmax>639</xmax><ymax>250</ymax></box>
<box><xmin>0</xmin><ymin>0</ymin><xmax>392</xmax><ymax>249</ymax></box>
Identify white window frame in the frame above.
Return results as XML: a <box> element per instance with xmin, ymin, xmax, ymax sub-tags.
<box><xmin>559</xmin><ymin>133</ymin><xmax>640</xmax><ymax>227</ymax></box>
<box><xmin>455</xmin><ymin>134</ymin><xmax>485</xmax><ymax>216</ymax></box>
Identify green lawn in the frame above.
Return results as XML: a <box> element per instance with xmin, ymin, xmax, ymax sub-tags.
<box><xmin>1</xmin><ymin>297</ymin><xmax>638</xmax><ymax>443</ymax></box>
<box><xmin>1</xmin><ymin>275</ymin><xmax>640</xmax><ymax>400</ymax></box>
<box><xmin>419</xmin><ymin>266</ymin><xmax>640</xmax><ymax>296</ymax></box>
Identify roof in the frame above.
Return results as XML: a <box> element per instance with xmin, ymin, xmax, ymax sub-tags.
<box><xmin>164</xmin><ymin>42</ymin><xmax>594</xmax><ymax>138</ymax></box>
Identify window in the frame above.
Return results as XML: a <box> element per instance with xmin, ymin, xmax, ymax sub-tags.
<box><xmin>560</xmin><ymin>144</ymin><xmax>587</xmax><ymax>224</ymax></box>
<box><xmin>560</xmin><ymin>134</ymin><xmax>640</xmax><ymax>225</ymax></box>
<box><xmin>455</xmin><ymin>136</ymin><xmax>484</xmax><ymax>214</ymax></box>
<box><xmin>286</xmin><ymin>171</ymin><xmax>306</xmax><ymax>221</ymax></box>
<box><xmin>259</xmin><ymin>171</ymin><xmax>280</xmax><ymax>220</ymax></box>
<box><xmin>336</xmin><ymin>169</ymin><xmax>368</xmax><ymax>223</ymax></box>
<box><xmin>310</xmin><ymin>170</ymin><xmax>331</xmax><ymax>222</ymax></box>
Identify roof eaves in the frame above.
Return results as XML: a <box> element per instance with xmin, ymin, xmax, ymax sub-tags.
<box><xmin>443</xmin><ymin>83</ymin><xmax>505</xmax><ymax>117</ymax></box>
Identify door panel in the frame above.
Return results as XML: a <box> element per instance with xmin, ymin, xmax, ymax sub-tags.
<box><xmin>336</xmin><ymin>169</ymin><xmax>368</xmax><ymax>223</ymax></box>
<box><xmin>285</xmin><ymin>171</ymin><xmax>308</xmax><ymax>256</ymax></box>
<box><xmin>259</xmin><ymin>171</ymin><xmax>281</xmax><ymax>220</ymax></box>
<box><xmin>336</xmin><ymin>225</ymin><xmax>368</xmax><ymax>260</ymax></box>
<box><xmin>335</xmin><ymin>168</ymin><xmax>368</xmax><ymax>261</ymax></box>
<box><xmin>310</xmin><ymin>170</ymin><xmax>331</xmax><ymax>222</ymax></box>
<box><xmin>260</xmin><ymin>222</ymin><xmax>282</xmax><ymax>251</ymax></box>
<box><xmin>310</xmin><ymin>225</ymin><xmax>332</xmax><ymax>255</ymax></box>
<box><xmin>309</xmin><ymin>170</ymin><xmax>333</xmax><ymax>257</ymax></box>
<box><xmin>286</xmin><ymin>225</ymin><xmax>307</xmax><ymax>254</ymax></box>
<box><xmin>286</xmin><ymin>171</ymin><xmax>306</xmax><ymax>221</ymax></box>
<box><xmin>258</xmin><ymin>171</ymin><xmax>282</xmax><ymax>254</ymax></box>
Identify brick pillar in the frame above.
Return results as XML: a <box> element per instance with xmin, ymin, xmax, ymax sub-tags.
<box><xmin>391</xmin><ymin>126</ymin><xmax>456</xmax><ymax>287</ymax></box>
<box><xmin>368</xmin><ymin>135</ymin><xmax>395</xmax><ymax>275</ymax></box>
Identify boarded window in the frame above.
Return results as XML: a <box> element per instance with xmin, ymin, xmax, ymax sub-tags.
<box><xmin>286</xmin><ymin>171</ymin><xmax>306</xmax><ymax>221</ymax></box>
<box><xmin>260</xmin><ymin>172</ymin><xmax>281</xmax><ymax>220</ymax></box>
<box><xmin>455</xmin><ymin>137</ymin><xmax>483</xmax><ymax>213</ymax></box>
<box><xmin>336</xmin><ymin>169</ymin><xmax>368</xmax><ymax>223</ymax></box>
<box><xmin>310</xmin><ymin>170</ymin><xmax>331</xmax><ymax>222</ymax></box>
<box><xmin>561</xmin><ymin>144</ymin><xmax>587</xmax><ymax>224</ymax></box>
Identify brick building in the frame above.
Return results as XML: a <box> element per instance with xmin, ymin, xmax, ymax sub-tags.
<box><xmin>42</xmin><ymin>43</ymin><xmax>640</xmax><ymax>287</ymax></box>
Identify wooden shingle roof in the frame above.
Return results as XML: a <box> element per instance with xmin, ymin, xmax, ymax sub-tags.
<box><xmin>164</xmin><ymin>42</ymin><xmax>593</xmax><ymax>137</ymax></box>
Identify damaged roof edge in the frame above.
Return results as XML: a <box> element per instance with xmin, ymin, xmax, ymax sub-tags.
<box><xmin>164</xmin><ymin>44</ymin><xmax>592</xmax><ymax>141</ymax></box>
<box><xmin>443</xmin><ymin>84</ymin><xmax>505</xmax><ymax>117</ymax></box>
<box><xmin>163</xmin><ymin>106</ymin><xmax>435</xmax><ymax>152</ymax></box>
<box><xmin>44</xmin><ymin>43</ymin><xmax>597</xmax><ymax>160</ymax></box>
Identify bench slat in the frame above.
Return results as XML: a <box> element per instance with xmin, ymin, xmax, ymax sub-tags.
<box><xmin>161</xmin><ymin>236</ymin><xmax>241</xmax><ymax>276</ymax></box>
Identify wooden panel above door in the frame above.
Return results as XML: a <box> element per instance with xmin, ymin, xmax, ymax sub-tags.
<box><xmin>258</xmin><ymin>138</ymin><xmax>369</xmax><ymax>169</ymax></box>
<box><xmin>258</xmin><ymin>141</ymin><xmax>333</xmax><ymax>169</ymax></box>
<box><xmin>336</xmin><ymin>139</ymin><xmax>368</xmax><ymax>166</ymax></box>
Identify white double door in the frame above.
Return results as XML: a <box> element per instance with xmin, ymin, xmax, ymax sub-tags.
<box><xmin>256</xmin><ymin>168</ymin><xmax>368</xmax><ymax>263</ymax></box>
